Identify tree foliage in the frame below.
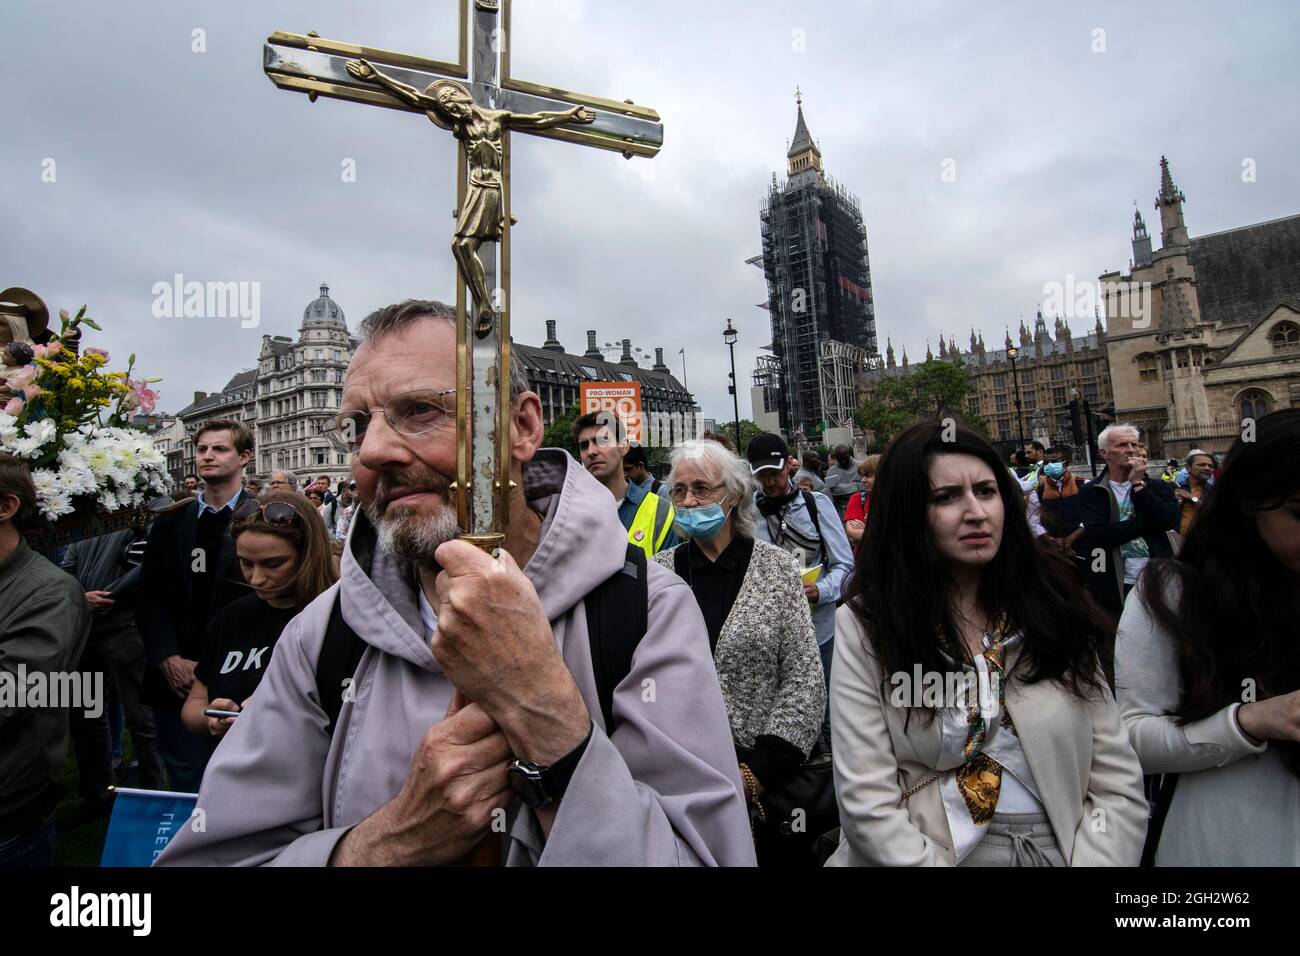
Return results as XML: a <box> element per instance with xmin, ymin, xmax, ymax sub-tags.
<box><xmin>717</xmin><ymin>419</ymin><xmax>765</xmax><ymax>457</ymax></box>
<box><xmin>856</xmin><ymin>359</ymin><xmax>989</xmax><ymax>445</ymax></box>
<box><xmin>541</xmin><ymin>402</ymin><xmax>581</xmax><ymax>457</ymax></box>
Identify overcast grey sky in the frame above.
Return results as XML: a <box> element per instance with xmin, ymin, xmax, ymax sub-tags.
<box><xmin>3</xmin><ymin>1</ymin><xmax>1298</xmax><ymax>423</ymax></box>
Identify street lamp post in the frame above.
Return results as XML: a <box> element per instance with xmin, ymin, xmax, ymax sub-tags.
<box><xmin>723</xmin><ymin>317</ymin><xmax>740</xmax><ymax>449</ymax></box>
<box><xmin>1007</xmin><ymin>345</ymin><xmax>1026</xmax><ymax>464</ymax></box>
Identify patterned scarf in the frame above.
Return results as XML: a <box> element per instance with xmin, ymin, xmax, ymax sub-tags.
<box><xmin>954</xmin><ymin>620</ymin><xmax>1018</xmax><ymax>825</ymax></box>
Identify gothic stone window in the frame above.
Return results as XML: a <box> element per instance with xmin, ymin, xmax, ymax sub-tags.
<box><xmin>1270</xmin><ymin>320</ymin><xmax>1300</xmax><ymax>353</ymax></box>
<box><xmin>1238</xmin><ymin>389</ymin><xmax>1272</xmax><ymax>421</ymax></box>
<box><xmin>1136</xmin><ymin>353</ymin><xmax>1159</xmax><ymax>383</ymax></box>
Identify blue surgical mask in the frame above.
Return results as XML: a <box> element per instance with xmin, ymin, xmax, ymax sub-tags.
<box><xmin>1043</xmin><ymin>462</ymin><xmax>1066</xmax><ymax>479</ymax></box>
<box><xmin>675</xmin><ymin>502</ymin><xmax>730</xmax><ymax>540</ymax></box>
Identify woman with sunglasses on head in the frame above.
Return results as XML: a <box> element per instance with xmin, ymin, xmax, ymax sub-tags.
<box><xmin>652</xmin><ymin>439</ymin><xmax>826</xmax><ymax>866</ymax></box>
<box><xmin>1116</xmin><ymin>409</ymin><xmax>1300</xmax><ymax>866</ymax></box>
<box><xmin>828</xmin><ymin>420</ymin><xmax>1147</xmax><ymax>866</ymax></box>
<box><xmin>182</xmin><ymin>493</ymin><xmax>337</xmax><ymax>739</ymax></box>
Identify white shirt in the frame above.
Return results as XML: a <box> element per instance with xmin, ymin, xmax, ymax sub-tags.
<box><xmin>416</xmin><ymin>586</ymin><xmax>438</xmax><ymax>640</ymax></box>
<box><xmin>936</xmin><ymin>641</ymin><xmax>1044</xmax><ymax>862</ymax></box>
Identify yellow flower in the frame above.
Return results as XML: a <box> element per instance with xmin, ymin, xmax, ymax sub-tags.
<box><xmin>69</xmin><ymin>378</ymin><xmax>84</xmax><ymax>388</ymax></box>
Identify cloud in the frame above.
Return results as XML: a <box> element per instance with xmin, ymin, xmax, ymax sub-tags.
<box><xmin>2</xmin><ymin>0</ymin><xmax>1297</xmax><ymax>425</ymax></box>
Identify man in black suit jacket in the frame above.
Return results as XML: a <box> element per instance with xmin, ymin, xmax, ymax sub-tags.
<box><xmin>135</xmin><ymin>418</ymin><xmax>253</xmax><ymax>792</ymax></box>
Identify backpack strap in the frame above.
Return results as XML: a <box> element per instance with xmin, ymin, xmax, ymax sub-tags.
<box><xmin>584</xmin><ymin>543</ymin><xmax>650</xmax><ymax>734</ymax></box>
<box><xmin>316</xmin><ymin>551</ymin><xmax>650</xmax><ymax>740</ymax></box>
<box><xmin>801</xmin><ymin>490</ymin><xmax>825</xmax><ymax>562</ymax></box>
<box><xmin>317</xmin><ymin>593</ymin><xmax>368</xmax><ymax>737</ymax></box>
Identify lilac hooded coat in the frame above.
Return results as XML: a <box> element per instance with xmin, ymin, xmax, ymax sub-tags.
<box><xmin>157</xmin><ymin>450</ymin><xmax>755</xmax><ymax>866</ymax></box>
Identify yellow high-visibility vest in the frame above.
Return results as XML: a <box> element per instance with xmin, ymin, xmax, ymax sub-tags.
<box><xmin>627</xmin><ymin>490</ymin><xmax>674</xmax><ymax>556</ymax></box>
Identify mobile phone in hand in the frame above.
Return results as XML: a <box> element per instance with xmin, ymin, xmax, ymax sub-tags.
<box><xmin>203</xmin><ymin>708</ymin><xmax>241</xmax><ymax>719</ymax></box>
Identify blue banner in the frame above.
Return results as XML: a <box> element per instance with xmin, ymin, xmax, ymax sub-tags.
<box><xmin>100</xmin><ymin>787</ymin><xmax>199</xmax><ymax>868</ymax></box>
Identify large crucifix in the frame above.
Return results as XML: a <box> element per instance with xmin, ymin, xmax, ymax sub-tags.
<box><xmin>263</xmin><ymin>0</ymin><xmax>663</xmax><ymax>551</ymax></box>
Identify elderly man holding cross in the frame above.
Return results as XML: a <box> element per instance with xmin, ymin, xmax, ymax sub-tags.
<box><xmin>158</xmin><ymin>301</ymin><xmax>755</xmax><ymax>867</ymax></box>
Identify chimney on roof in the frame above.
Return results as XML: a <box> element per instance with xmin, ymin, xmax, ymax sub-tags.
<box><xmin>584</xmin><ymin>330</ymin><xmax>602</xmax><ymax>359</ymax></box>
<box><xmin>543</xmin><ymin>319</ymin><xmax>564</xmax><ymax>352</ymax></box>
<box><xmin>193</xmin><ymin>391</ymin><xmax>207</xmax><ymax>405</ymax></box>
<box><xmin>619</xmin><ymin>339</ymin><xmax>636</xmax><ymax>366</ymax></box>
<box><xmin>652</xmin><ymin>347</ymin><xmax>669</xmax><ymax>372</ymax></box>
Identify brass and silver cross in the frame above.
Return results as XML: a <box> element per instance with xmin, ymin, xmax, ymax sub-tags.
<box><xmin>264</xmin><ymin>0</ymin><xmax>663</xmax><ymax>551</ymax></box>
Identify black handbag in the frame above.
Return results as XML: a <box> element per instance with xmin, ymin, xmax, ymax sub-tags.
<box><xmin>751</xmin><ymin>729</ymin><xmax>840</xmax><ymax>867</ymax></box>
<box><xmin>1139</xmin><ymin>772</ymin><xmax>1180</xmax><ymax>867</ymax></box>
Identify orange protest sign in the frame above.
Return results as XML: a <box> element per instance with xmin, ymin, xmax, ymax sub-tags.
<box><xmin>580</xmin><ymin>382</ymin><xmax>643</xmax><ymax>446</ymax></box>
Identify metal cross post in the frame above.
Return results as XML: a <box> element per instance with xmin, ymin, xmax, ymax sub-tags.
<box><xmin>263</xmin><ymin>0</ymin><xmax>663</xmax><ymax>552</ymax></box>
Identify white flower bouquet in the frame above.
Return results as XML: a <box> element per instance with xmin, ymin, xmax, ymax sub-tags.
<box><xmin>0</xmin><ymin>415</ymin><xmax>171</xmax><ymax>521</ymax></box>
<box><xmin>0</xmin><ymin>304</ymin><xmax>170</xmax><ymax>551</ymax></box>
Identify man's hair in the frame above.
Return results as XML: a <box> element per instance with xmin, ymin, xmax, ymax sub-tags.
<box><xmin>572</xmin><ymin>410</ymin><xmax>626</xmax><ymax>445</ymax></box>
<box><xmin>1186</xmin><ymin>448</ymin><xmax>1215</xmax><ymax>467</ymax></box>
<box><xmin>801</xmin><ymin>450</ymin><xmax>821</xmax><ymax>470</ymax></box>
<box><xmin>623</xmin><ymin>444</ymin><xmax>648</xmax><ymax>468</ymax></box>
<box><xmin>195</xmin><ymin>418</ymin><xmax>253</xmax><ymax>455</ymax></box>
<box><xmin>184</xmin><ymin>473</ymin><xmax>198</xmax><ymax>482</ymax></box>
<box><xmin>1046</xmin><ymin>444</ymin><xmax>1074</xmax><ymax>462</ymax></box>
<box><xmin>1098</xmin><ymin>423</ymin><xmax>1140</xmax><ymax>449</ymax></box>
<box><xmin>0</xmin><ymin>452</ymin><xmax>37</xmax><ymax>528</ymax></box>
<box><xmin>317</xmin><ymin>475</ymin><xmax>331</xmax><ymax>484</ymax></box>
<box><xmin>700</xmin><ymin>431</ymin><xmax>736</xmax><ymax>453</ymax></box>
<box><xmin>269</xmin><ymin>469</ymin><xmax>298</xmax><ymax>488</ymax></box>
<box><xmin>1027</xmin><ymin>440</ymin><xmax>1046</xmax><ymax>453</ymax></box>
<box><xmin>358</xmin><ymin>298</ymin><xmax>527</xmax><ymax>401</ymax></box>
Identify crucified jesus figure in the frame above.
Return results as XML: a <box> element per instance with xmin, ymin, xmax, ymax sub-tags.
<box><xmin>346</xmin><ymin>58</ymin><xmax>596</xmax><ymax>337</ymax></box>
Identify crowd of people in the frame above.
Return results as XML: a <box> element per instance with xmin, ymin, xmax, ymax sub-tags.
<box><xmin>1</xmin><ymin>299</ymin><xmax>1296</xmax><ymax>868</ymax></box>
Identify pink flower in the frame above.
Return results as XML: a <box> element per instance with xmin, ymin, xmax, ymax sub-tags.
<box><xmin>9</xmin><ymin>366</ymin><xmax>36</xmax><ymax>388</ymax></box>
<box><xmin>20</xmin><ymin>384</ymin><xmax>42</xmax><ymax>401</ymax></box>
<box><xmin>131</xmin><ymin>380</ymin><xmax>159</xmax><ymax>414</ymax></box>
<box><xmin>86</xmin><ymin>347</ymin><xmax>110</xmax><ymax>362</ymax></box>
<box><xmin>3</xmin><ymin>397</ymin><xmax>22</xmax><ymax>415</ymax></box>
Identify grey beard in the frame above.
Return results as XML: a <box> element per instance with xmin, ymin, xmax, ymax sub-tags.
<box><xmin>364</xmin><ymin>497</ymin><xmax>460</xmax><ymax>570</ymax></box>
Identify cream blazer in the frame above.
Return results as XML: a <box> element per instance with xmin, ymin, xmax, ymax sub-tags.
<box><xmin>827</xmin><ymin>605</ymin><xmax>1148</xmax><ymax>866</ymax></box>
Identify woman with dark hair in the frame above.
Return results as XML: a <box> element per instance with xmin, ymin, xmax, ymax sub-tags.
<box><xmin>1116</xmin><ymin>409</ymin><xmax>1300</xmax><ymax>866</ymax></box>
<box><xmin>827</xmin><ymin>420</ymin><xmax>1147</xmax><ymax>866</ymax></box>
<box><xmin>182</xmin><ymin>493</ymin><xmax>337</xmax><ymax>738</ymax></box>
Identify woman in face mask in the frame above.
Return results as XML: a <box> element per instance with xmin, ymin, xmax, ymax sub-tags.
<box><xmin>653</xmin><ymin>438</ymin><xmax>826</xmax><ymax>865</ymax></box>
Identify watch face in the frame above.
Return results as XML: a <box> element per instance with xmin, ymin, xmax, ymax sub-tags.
<box><xmin>508</xmin><ymin>760</ymin><xmax>551</xmax><ymax>808</ymax></box>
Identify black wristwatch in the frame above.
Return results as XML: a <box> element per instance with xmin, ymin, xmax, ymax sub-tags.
<box><xmin>507</xmin><ymin>723</ymin><xmax>593</xmax><ymax>808</ymax></box>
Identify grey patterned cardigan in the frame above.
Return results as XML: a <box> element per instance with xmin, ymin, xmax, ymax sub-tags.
<box><xmin>654</xmin><ymin>538</ymin><xmax>826</xmax><ymax>766</ymax></box>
